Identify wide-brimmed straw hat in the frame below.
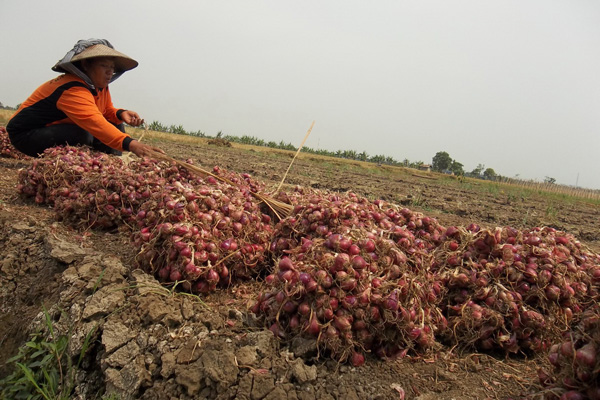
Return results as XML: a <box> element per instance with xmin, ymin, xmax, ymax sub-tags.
<box><xmin>52</xmin><ymin>43</ymin><xmax>138</xmax><ymax>74</ymax></box>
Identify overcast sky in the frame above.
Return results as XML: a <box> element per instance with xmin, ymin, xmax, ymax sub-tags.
<box><xmin>1</xmin><ymin>1</ymin><xmax>599</xmax><ymax>189</ymax></box>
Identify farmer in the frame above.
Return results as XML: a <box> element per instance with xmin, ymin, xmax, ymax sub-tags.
<box><xmin>6</xmin><ymin>39</ymin><xmax>163</xmax><ymax>158</ymax></box>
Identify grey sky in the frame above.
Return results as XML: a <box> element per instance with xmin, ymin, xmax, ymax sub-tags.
<box><xmin>2</xmin><ymin>1</ymin><xmax>599</xmax><ymax>189</ymax></box>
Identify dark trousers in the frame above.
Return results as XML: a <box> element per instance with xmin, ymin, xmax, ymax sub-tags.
<box><xmin>9</xmin><ymin>123</ymin><xmax>125</xmax><ymax>157</ymax></box>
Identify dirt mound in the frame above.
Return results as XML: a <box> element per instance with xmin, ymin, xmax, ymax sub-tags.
<box><xmin>0</xmin><ymin>212</ymin><xmax>65</xmax><ymax>377</ymax></box>
<box><xmin>207</xmin><ymin>138</ymin><xmax>232</xmax><ymax>147</ymax></box>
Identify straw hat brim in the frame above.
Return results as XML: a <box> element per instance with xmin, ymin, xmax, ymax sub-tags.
<box><xmin>53</xmin><ymin>44</ymin><xmax>138</xmax><ymax>73</ymax></box>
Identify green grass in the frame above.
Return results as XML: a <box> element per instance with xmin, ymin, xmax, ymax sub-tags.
<box><xmin>545</xmin><ymin>204</ymin><xmax>558</xmax><ymax>221</ymax></box>
<box><xmin>0</xmin><ymin>307</ymin><xmax>98</xmax><ymax>400</ymax></box>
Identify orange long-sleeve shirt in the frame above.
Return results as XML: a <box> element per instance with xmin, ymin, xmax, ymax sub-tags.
<box><xmin>7</xmin><ymin>74</ymin><xmax>132</xmax><ymax>151</ymax></box>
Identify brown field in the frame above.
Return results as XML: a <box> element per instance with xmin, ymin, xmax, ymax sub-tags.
<box><xmin>1</xmin><ymin>117</ymin><xmax>599</xmax><ymax>399</ymax></box>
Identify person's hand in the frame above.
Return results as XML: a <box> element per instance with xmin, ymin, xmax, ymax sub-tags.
<box><xmin>128</xmin><ymin>140</ymin><xmax>165</xmax><ymax>158</ymax></box>
<box><xmin>120</xmin><ymin>110</ymin><xmax>145</xmax><ymax>127</ymax></box>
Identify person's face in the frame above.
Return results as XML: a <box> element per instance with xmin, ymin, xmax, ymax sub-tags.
<box><xmin>83</xmin><ymin>57</ymin><xmax>115</xmax><ymax>89</ymax></box>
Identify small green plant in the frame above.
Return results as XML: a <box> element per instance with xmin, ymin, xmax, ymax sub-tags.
<box><xmin>484</xmin><ymin>184</ymin><xmax>500</xmax><ymax>196</ymax></box>
<box><xmin>0</xmin><ymin>308</ymin><xmax>97</xmax><ymax>400</ymax></box>
<box><xmin>410</xmin><ymin>193</ymin><xmax>427</xmax><ymax>208</ymax></box>
<box><xmin>506</xmin><ymin>193</ymin><xmax>517</xmax><ymax>205</ymax></box>
<box><xmin>546</xmin><ymin>205</ymin><xmax>558</xmax><ymax>220</ymax></box>
<box><xmin>521</xmin><ymin>209</ymin><xmax>534</xmax><ymax>227</ymax></box>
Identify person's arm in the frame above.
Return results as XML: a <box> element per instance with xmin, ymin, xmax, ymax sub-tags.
<box><xmin>57</xmin><ymin>86</ymin><xmax>131</xmax><ymax>151</ymax></box>
<box><xmin>128</xmin><ymin>139</ymin><xmax>164</xmax><ymax>157</ymax></box>
<box><xmin>58</xmin><ymin>86</ymin><xmax>165</xmax><ymax>156</ymax></box>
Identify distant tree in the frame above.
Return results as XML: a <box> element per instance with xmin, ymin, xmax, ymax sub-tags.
<box><xmin>471</xmin><ymin>163</ymin><xmax>485</xmax><ymax>176</ymax></box>
<box><xmin>316</xmin><ymin>149</ymin><xmax>333</xmax><ymax>156</ymax></box>
<box><xmin>450</xmin><ymin>160</ymin><xmax>464</xmax><ymax>175</ymax></box>
<box><xmin>169</xmin><ymin>124</ymin><xmax>187</xmax><ymax>135</ymax></box>
<box><xmin>370</xmin><ymin>154</ymin><xmax>385</xmax><ymax>164</ymax></box>
<box><xmin>432</xmin><ymin>151</ymin><xmax>452</xmax><ymax>172</ymax></box>
<box><xmin>149</xmin><ymin>121</ymin><xmax>168</xmax><ymax>132</ymax></box>
<box><xmin>544</xmin><ymin>176</ymin><xmax>556</xmax><ymax>184</ymax></box>
<box><xmin>278</xmin><ymin>141</ymin><xmax>295</xmax><ymax>151</ymax></box>
<box><xmin>342</xmin><ymin>150</ymin><xmax>357</xmax><ymax>160</ymax></box>
<box><xmin>483</xmin><ymin>168</ymin><xmax>497</xmax><ymax>179</ymax></box>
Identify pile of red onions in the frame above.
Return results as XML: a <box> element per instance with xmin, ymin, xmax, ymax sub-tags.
<box><xmin>253</xmin><ymin>186</ymin><xmax>600</xmax><ymax>365</ymax></box>
<box><xmin>252</xmin><ymin>187</ymin><xmax>448</xmax><ymax>365</ymax></box>
<box><xmin>538</xmin><ymin>304</ymin><xmax>600</xmax><ymax>399</ymax></box>
<box><xmin>17</xmin><ymin>146</ymin><xmax>273</xmax><ymax>292</ymax></box>
<box><xmin>0</xmin><ymin>126</ymin><xmax>30</xmax><ymax>160</ymax></box>
<box><xmin>16</xmin><ymin>146</ymin><xmax>600</xmax><ymax>371</ymax></box>
<box><xmin>18</xmin><ymin>147</ymin><xmax>155</xmax><ymax>228</ymax></box>
<box><xmin>434</xmin><ymin>225</ymin><xmax>599</xmax><ymax>353</ymax></box>
<box><xmin>131</xmin><ymin>171</ymin><xmax>273</xmax><ymax>293</ymax></box>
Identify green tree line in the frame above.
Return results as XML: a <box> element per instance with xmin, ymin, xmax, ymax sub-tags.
<box><xmin>147</xmin><ymin>120</ymin><xmax>427</xmax><ymax>168</ymax></box>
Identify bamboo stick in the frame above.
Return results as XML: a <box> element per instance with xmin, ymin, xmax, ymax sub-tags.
<box><xmin>275</xmin><ymin>121</ymin><xmax>315</xmax><ymax>193</ymax></box>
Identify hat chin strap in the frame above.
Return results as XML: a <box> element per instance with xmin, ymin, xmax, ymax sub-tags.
<box><xmin>59</xmin><ymin>63</ymin><xmax>96</xmax><ymax>89</ymax></box>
